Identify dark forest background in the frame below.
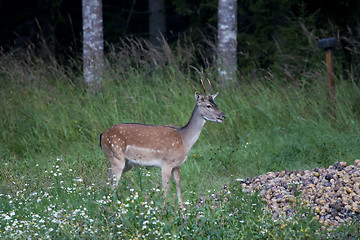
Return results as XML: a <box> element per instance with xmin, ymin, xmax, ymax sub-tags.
<box><xmin>1</xmin><ymin>0</ymin><xmax>360</xmax><ymax>76</ymax></box>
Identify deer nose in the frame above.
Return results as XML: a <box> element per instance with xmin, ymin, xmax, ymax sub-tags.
<box><xmin>219</xmin><ymin>112</ymin><xmax>226</xmax><ymax>119</ymax></box>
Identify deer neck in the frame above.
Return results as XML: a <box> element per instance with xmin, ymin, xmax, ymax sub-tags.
<box><xmin>179</xmin><ymin>104</ymin><xmax>206</xmax><ymax>152</ymax></box>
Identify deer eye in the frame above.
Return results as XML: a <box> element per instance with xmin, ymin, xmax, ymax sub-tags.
<box><xmin>206</xmin><ymin>105</ymin><xmax>212</xmax><ymax>109</ymax></box>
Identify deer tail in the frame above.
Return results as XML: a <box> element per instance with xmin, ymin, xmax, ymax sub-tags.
<box><xmin>99</xmin><ymin>133</ymin><xmax>103</xmax><ymax>149</ymax></box>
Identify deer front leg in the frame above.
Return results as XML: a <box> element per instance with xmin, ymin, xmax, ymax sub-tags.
<box><xmin>172</xmin><ymin>167</ymin><xmax>184</xmax><ymax>208</ymax></box>
<box><xmin>161</xmin><ymin>164</ymin><xmax>173</xmax><ymax>200</ymax></box>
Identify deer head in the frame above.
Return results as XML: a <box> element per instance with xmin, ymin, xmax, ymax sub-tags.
<box><xmin>195</xmin><ymin>78</ymin><xmax>225</xmax><ymax>123</ymax></box>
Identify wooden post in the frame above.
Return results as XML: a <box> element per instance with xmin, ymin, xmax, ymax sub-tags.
<box><xmin>325</xmin><ymin>49</ymin><xmax>335</xmax><ymax>113</ymax></box>
<box><xmin>318</xmin><ymin>37</ymin><xmax>336</xmax><ymax>118</ymax></box>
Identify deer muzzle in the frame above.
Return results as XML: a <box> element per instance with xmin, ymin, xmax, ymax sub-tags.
<box><xmin>217</xmin><ymin>112</ymin><xmax>226</xmax><ymax>122</ymax></box>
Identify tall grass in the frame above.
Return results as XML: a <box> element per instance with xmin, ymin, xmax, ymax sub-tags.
<box><xmin>1</xmin><ymin>38</ymin><xmax>360</xmax><ymax>238</ymax></box>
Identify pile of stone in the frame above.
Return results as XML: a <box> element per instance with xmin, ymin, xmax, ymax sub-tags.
<box><xmin>238</xmin><ymin>160</ymin><xmax>360</xmax><ymax>227</ymax></box>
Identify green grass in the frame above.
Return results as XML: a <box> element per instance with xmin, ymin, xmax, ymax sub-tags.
<box><xmin>1</xmin><ymin>44</ymin><xmax>360</xmax><ymax>239</ymax></box>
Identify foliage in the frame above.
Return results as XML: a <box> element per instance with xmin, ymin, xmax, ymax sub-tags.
<box><xmin>1</xmin><ymin>159</ymin><xmax>359</xmax><ymax>239</ymax></box>
<box><xmin>1</xmin><ymin>37</ymin><xmax>360</xmax><ymax>238</ymax></box>
<box><xmin>2</xmin><ymin>0</ymin><xmax>360</xmax><ymax>75</ymax></box>
<box><xmin>168</xmin><ymin>0</ymin><xmax>360</xmax><ymax>78</ymax></box>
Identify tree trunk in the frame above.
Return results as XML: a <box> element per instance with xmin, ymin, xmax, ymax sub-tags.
<box><xmin>82</xmin><ymin>0</ymin><xmax>104</xmax><ymax>92</ymax></box>
<box><xmin>148</xmin><ymin>0</ymin><xmax>166</xmax><ymax>48</ymax></box>
<box><xmin>217</xmin><ymin>0</ymin><xmax>237</xmax><ymax>83</ymax></box>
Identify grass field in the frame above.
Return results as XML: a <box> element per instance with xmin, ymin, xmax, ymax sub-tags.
<box><xmin>1</xmin><ymin>43</ymin><xmax>360</xmax><ymax>239</ymax></box>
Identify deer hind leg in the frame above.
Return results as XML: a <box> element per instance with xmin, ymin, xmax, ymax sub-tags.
<box><xmin>172</xmin><ymin>167</ymin><xmax>184</xmax><ymax>208</ymax></box>
<box><xmin>109</xmin><ymin>154</ymin><xmax>126</xmax><ymax>187</ymax></box>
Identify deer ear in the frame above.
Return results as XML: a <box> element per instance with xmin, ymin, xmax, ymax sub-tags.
<box><xmin>195</xmin><ymin>91</ymin><xmax>202</xmax><ymax>101</ymax></box>
<box><xmin>212</xmin><ymin>92</ymin><xmax>219</xmax><ymax>99</ymax></box>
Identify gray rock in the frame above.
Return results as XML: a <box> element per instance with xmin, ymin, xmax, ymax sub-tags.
<box><xmin>239</xmin><ymin>159</ymin><xmax>360</xmax><ymax>227</ymax></box>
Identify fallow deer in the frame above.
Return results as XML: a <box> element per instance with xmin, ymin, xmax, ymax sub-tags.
<box><xmin>99</xmin><ymin>80</ymin><xmax>225</xmax><ymax>207</ymax></box>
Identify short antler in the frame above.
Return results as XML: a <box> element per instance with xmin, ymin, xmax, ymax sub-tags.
<box><xmin>207</xmin><ymin>78</ymin><xmax>212</xmax><ymax>95</ymax></box>
<box><xmin>200</xmin><ymin>78</ymin><xmax>207</xmax><ymax>95</ymax></box>
<box><xmin>190</xmin><ymin>66</ymin><xmax>208</xmax><ymax>95</ymax></box>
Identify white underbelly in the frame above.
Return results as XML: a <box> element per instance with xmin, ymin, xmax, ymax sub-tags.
<box><xmin>124</xmin><ymin>145</ymin><xmax>163</xmax><ymax>167</ymax></box>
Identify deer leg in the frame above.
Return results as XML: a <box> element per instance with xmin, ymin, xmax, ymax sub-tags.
<box><xmin>161</xmin><ymin>164</ymin><xmax>173</xmax><ymax>199</ymax></box>
<box><xmin>109</xmin><ymin>155</ymin><xmax>126</xmax><ymax>187</ymax></box>
<box><xmin>123</xmin><ymin>160</ymin><xmax>135</xmax><ymax>173</ymax></box>
<box><xmin>172</xmin><ymin>167</ymin><xmax>184</xmax><ymax>208</ymax></box>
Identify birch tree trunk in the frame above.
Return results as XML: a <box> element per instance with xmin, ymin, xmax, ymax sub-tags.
<box><xmin>148</xmin><ymin>0</ymin><xmax>166</xmax><ymax>48</ymax></box>
<box><xmin>82</xmin><ymin>0</ymin><xmax>104</xmax><ymax>92</ymax></box>
<box><xmin>217</xmin><ymin>0</ymin><xmax>237</xmax><ymax>83</ymax></box>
